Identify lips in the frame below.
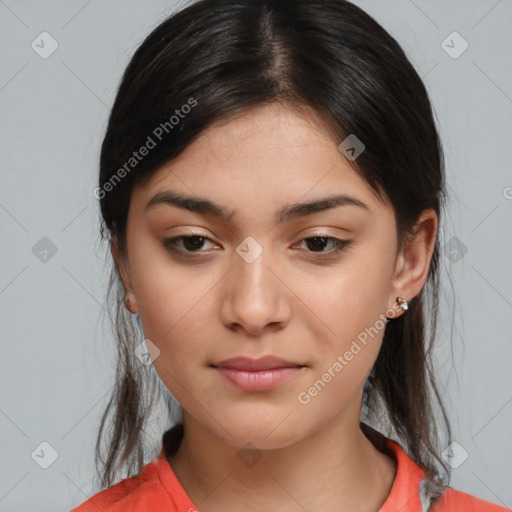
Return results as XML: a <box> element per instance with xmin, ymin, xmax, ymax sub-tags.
<box><xmin>211</xmin><ymin>355</ymin><xmax>305</xmax><ymax>371</ymax></box>
<box><xmin>211</xmin><ymin>356</ymin><xmax>307</xmax><ymax>391</ymax></box>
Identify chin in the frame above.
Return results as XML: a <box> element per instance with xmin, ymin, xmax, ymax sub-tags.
<box><xmin>209</xmin><ymin>416</ymin><xmax>307</xmax><ymax>451</ymax></box>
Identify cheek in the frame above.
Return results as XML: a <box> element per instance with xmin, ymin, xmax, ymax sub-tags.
<box><xmin>295</xmin><ymin>291</ymin><xmax>386</xmax><ymax>418</ymax></box>
<box><xmin>131</xmin><ymin>256</ymin><xmax>222</xmax><ymax>363</ymax></box>
<box><xmin>300</xmin><ymin>254</ymin><xmax>390</xmax><ymax>346</ymax></box>
<box><xmin>294</xmin><ymin>256</ymin><xmax>391</xmax><ymax>399</ymax></box>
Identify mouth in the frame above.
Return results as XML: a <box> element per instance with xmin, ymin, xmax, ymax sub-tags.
<box><xmin>210</xmin><ymin>356</ymin><xmax>306</xmax><ymax>391</ymax></box>
<box><xmin>211</xmin><ymin>355</ymin><xmax>306</xmax><ymax>371</ymax></box>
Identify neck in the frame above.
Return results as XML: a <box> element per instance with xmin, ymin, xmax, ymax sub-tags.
<box><xmin>166</xmin><ymin>405</ymin><xmax>397</xmax><ymax>512</ymax></box>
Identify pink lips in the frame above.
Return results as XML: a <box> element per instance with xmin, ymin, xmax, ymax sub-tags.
<box><xmin>211</xmin><ymin>356</ymin><xmax>305</xmax><ymax>391</ymax></box>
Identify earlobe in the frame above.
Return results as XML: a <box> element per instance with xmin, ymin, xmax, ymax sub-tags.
<box><xmin>124</xmin><ymin>294</ymin><xmax>138</xmax><ymax>314</ymax></box>
<box><xmin>110</xmin><ymin>238</ymin><xmax>139</xmax><ymax>314</ymax></box>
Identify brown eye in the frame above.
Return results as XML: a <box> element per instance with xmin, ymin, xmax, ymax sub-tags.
<box><xmin>297</xmin><ymin>236</ymin><xmax>351</xmax><ymax>255</ymax></box>
<box><xmin>162</xmin><ymin>233</ymin><xmax>351</xmax><ymax>260</ymax></box>
<box><xmin>163</xmin><ymin>234</ymin><xmax>217</xmax><ymax>256</ymax></box>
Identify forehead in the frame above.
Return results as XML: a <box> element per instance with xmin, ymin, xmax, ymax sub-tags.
<box><xmin>131</xmin><ymin>103</ymin><xmax>386</xmax><ymax>218</ymax></box>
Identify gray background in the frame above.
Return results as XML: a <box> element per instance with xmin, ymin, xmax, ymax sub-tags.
<box><xmin>1</xmin><ymin>0</ymin><xmax>511</xmax><ymax>510</ymax></box>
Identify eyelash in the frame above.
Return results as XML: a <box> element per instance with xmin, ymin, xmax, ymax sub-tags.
<box><xmin>162</xmin><ymin>232</ymin><xmax>351</xmax><ymax>259</ymax></box>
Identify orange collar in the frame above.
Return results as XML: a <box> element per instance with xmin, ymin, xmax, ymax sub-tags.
<box><xmin>154</xmin><ymin>437</ymin><xmax>440</xmax><ymax>511</ymax></box>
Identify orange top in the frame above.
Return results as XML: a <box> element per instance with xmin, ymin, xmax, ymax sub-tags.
<box><xmin>71</xmin><ymin>439</ymin><xmax>509</xmax><ymax>512</ymax></box>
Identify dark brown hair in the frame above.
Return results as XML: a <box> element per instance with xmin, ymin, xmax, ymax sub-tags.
<box><xmin>94</xmin><ymin>0</ymin><xmax>453</xmax><ymax>497</ymax></box>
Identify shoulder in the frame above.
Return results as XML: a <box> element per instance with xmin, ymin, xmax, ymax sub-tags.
<box><xmin>431</xmin><ymin>486</ymin><xmax>510</xmax><ymax>512</ymax></box>
<box><xmin>381</xmin><ymin>438</ymin><xmax>509</xmax><ymax>512</ymax></box>
<box><xmin>69</xmin><ymin>454</ymin><xmax>181</xmax><ymax>512</ymax></box>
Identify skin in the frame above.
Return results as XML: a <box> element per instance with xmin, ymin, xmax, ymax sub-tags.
<box><xmin>112</xmin><ymin>102</ymin><xmax>438</xmax><ymax>512</ymax></box>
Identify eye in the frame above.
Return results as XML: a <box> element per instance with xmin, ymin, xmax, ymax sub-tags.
<box><xmin>163</xmin><ymin>233</ymin><xmax>217</xmax><ymax>256</ymax></box>
<box><xmin>294</xmin><ymin>235</ymin><xmax>351</xmax><ymax>256</ymax></box>
<box><xmin>163</xmin><ymin>233</ymin><xmax>351</xmax><ymax>258</ymax></box>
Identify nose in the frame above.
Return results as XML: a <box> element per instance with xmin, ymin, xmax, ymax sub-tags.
<box><xmin>220</xmin><ymin>246</ymin><xmax>291</xmax><ymax>336</ymax></box>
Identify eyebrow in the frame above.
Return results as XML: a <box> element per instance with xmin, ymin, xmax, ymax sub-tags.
<box><xmin>144</xmin><ymin>190</ymin><xmax>369</xmax><ymax>223</ymax></box>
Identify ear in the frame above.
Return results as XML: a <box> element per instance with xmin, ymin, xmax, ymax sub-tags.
<box><xmin>110</xmin><ymin>237</ymin><xmax>139</xmax><ymax>314</ymax></box>
<box><xmin>387</xmin><ymin>208</ymin><xmax>438</xmax><ymax>316</ymax></box>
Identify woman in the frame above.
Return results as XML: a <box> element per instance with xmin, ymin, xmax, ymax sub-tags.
<box><xmin>72</xmin><ymin>0</ymin><xmax>510</xmax><ymax>510</ymax></box>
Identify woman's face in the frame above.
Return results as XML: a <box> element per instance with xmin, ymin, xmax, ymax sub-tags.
<box><xmin>117</xmin><ymin>102</ymin><xmax>421</xmax><ymax>449</ymax></box>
